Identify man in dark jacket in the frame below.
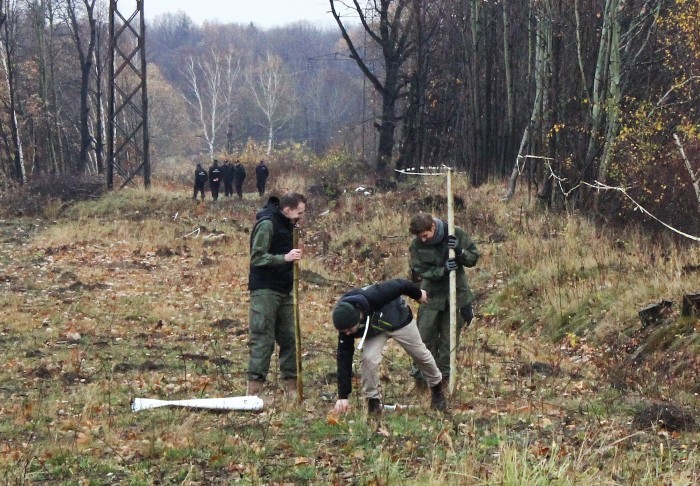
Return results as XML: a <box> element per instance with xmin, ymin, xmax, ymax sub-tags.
<box><xmin>192</xmin><ymin>163</ymin><xmax>208</xmax><ymax>200</ymax></box>
<box><xmin>208</xmin><ymin>160</ymin><xmax>223</xmax><ymax>201</ymax></box>
<box><xmin>246</xmin><ymin>192</ymin><xmax>306</xmax><ymax>397</ymax></box>
<box><xmin>222</xmin><ymin>160</ymin><xmax>234</xmax><ymax>197</ymax></box>
<box><xmin>331</xmin><ymin>279</ymin><xmax>446</xmax><ymax>415</ymax></box>
<box><xmin>233</xmin><ymin>160</ymin><xmax>247</xmax><ymax>199</ymax></box>
<box><xmin>409</xmin><ymin>212</ymin><xmax>480</xmax><ymax>387</ymax></box>
<box><xmin>255</xmin><ymin>160</ymin><xmax>269</xmax><ymax>197</ymax></box>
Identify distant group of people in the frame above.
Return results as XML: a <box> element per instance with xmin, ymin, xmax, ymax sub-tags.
<box><xmin>193</xmin><ymin>159</ymin><xmax>269</xmax><ymax>201</ymax></box>
<box><xmin>244</xmin><ymin>190</ymin><xmax>480</xmax><ymax>418</ymax></box>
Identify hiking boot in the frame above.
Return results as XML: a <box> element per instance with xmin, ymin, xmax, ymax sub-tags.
<box><xmin>247</xmin><ymin>380</ymin><xmax>264</xmax><ymax>396</ymax></box>
<box><xmin>367</xmin><ymin>398</ymin><xmax>382</xmax><ymax>415</ymax></box>
<box><xmin>430</xmin><ymin>381</ymin><xmax>448</xmax><ymax>411</ymax></box>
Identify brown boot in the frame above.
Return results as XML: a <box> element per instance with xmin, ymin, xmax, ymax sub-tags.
<box><xmin>247</xmin><ymin>380</ymin><xmax>264</xmax><ymax>396</ymax></box>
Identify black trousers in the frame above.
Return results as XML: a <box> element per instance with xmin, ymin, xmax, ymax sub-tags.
<box><xmin>235</xmin><ymin>181</ymin><xmax>244</xmax><ymax>198</ymax></box>
<box><xmin>193</xmin><ymin>182</ymin><xmax>206</xmax><ymax>199</ymax></box>
<box><xmin>210</xmin><ymin>182</ymin><xmax>221</xmax><ymax>200</ymax></box>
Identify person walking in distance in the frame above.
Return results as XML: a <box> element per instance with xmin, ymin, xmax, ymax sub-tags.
<box><xmin>246</xmin><ymin>192</ymin><xmax>306</xmax><ymax>397</ymax></box>
<box><xmin>192</xmin><ymin>163</ymin><xmax>208</xmax><ymax>201</ymax></box>
<box><xmin>408</xmin><ymin>212</ymin><xmax>480</xmax><ymax>389</ymax></box>
<box><xmin>331</xmin><ymin>278</ymin><xmax>447</xmax><ymax>416</ymax></box>
<box><xmin>255</xmin><ymin>160</ymin><xmax>269</xmax><ymax>197</ymax></box>
<box><xmin>233</xmin><ymin>160</ymin><xmax>247</xmax><ymax>199</ymax></box>
<box><xmin>208</xmin><ymin>159</ymin><xmax>223</xmax><ymax>201</ymax></box>
<box><xmin>222</xmin><ymin>160</ymin><xmax>234</xmax><ymax>197</ymax></box>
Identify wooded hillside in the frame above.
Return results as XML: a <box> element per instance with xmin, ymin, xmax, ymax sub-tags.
<box><xmin>0</xmin><ymin>1</ymin><xmax>698</xmax><ymax>229</ymax></box>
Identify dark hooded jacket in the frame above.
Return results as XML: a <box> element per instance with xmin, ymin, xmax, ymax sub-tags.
<box><xmin>335</xmin><ymin>279</ymin><xmax>422</xmax><ymax>399</ymax></box>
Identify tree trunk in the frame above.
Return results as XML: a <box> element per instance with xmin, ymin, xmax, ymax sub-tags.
<box><xmin>594</xmin><ymin>0</ymin><xmax>621</xmax><ymax>213</ymax></box>
<box><xmin>329</xmin><ymin>0</ymin><xmax>417</xmax><ymax>173</ymax></box>
<box><xmin>1</xmin><ymin>11</ymin><xmax>25</xmax><ymax>184</ymax></box>
<box><xmin>584</xmin><ymin>0</ymin><xmax>613</xmax><ymax>178</ymax></box>
<box><xmin>93</xmin><ymin>19</ymin><xmax>105</xmax><ymax>174</ymax></box>
<box><xmin>506</xmin><ymin>10</ymin><xmax>548</xmax><ymax>201</ymax></box>
<box><xmin>32</xmin><ymin>0</ymin><xmax>59</xmax><ymax>175</ymax></box>
<box><xmin>67</xmin><ymin>0</ymin><xmax>97</xmax><ymax>174</ymax></box>
<box><xmin>502</xmin><ymin>1</ymin><xmax>515</xmax><ymax>177</ymax></box>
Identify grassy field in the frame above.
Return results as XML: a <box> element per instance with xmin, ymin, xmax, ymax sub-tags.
<box><xmin>0</xmin><ymin>170</ymin><xmax>698</xmax><ymax>484</ymax></box>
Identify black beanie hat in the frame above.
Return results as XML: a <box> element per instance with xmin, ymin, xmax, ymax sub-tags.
<box><xmin>332</xmin><ymin>302</ymin><xmax>361</xmax><ymax>330</ymax></box>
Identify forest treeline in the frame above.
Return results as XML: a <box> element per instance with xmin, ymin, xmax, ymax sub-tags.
<box><xmin>0</xmin><ymin>1</ymin><xmax>698</xmax><ymax>230</ymax></box>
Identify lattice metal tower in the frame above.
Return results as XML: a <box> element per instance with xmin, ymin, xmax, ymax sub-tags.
<box><xmin>107</xmin><ymin>0</ymin><xmax>150</xmax><ymax>189</ymax></box>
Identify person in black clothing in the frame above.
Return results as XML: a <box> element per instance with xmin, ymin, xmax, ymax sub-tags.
<box><xmin>331</xmin><ymin>279</ymin><xmax>447</xmax><ymax>415</ymax></box>
<box><xmin>233</xmin><ymin>160</ymin><xmax>247</xmax><ymax>199</ymax></box>
<box><xmin>222</xmin><ymin>160</ymin><xmax>234</xmax><ymax>197</ymax></box>
<box><xmin>208</xmin><ymin>160</ymin><xmax>223</xmax><ymax>201</ymax></box>
<box><xmin>255</xmin><ymin>160</ymin><xmax>269</xmax><ymax>197</ymax></box>
<box><xmin>193</xmin><ymin>163</ymin><xmax>208</xmax><ymax>200</ymax></box>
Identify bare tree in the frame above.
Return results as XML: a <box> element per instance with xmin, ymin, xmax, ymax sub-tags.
<box><xmin>246</xmin><ymin>52</ymin><xmax>295</xmax><ymax>155</ymax></box>
<box><xmin>64</xmin><ymin>0</ymin><xmax>97</xmax><ymax>174</ymax></box>
<box><xmin>28</xmin><ymin>0</ymin><xmax>63</xmax><ymax>174</ymax></box>
<box><xmin>330</xmin><ymin>0</ymin><xmax>417</xmax><ymax>172</ymax></box>
<box><xmin>182</xmin><ymin>47</ymin><xmax>240</xmax><ymax>157</ymax></box>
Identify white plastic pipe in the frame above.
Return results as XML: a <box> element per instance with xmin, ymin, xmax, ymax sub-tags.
<box><xmin>132</xmin><ymin>395</ymin><xmax>264</xmax><ymax>412</ymax></box>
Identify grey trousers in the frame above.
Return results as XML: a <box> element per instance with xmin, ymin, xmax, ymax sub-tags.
<box><xmin>360</xmin><ymin>319</ymin><xmax>442</xmax><ymax>400</ymax></box>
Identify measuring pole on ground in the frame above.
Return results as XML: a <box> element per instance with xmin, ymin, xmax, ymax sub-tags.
<box><xmin>396</xmin><ymin>166</ymin><xmax>457</xmax><ymax>392</ymax></box>
<box><xmin>293</xmin><ymin>227</ymin><xmax>303</xmax><ymax>402</ymax></box>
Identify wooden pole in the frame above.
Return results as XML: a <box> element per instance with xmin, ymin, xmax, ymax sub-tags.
<box><xmin>293</xmin><ymin>227</ymin><xmax>303</xmax><ymax>402</ymax></box>
<box><xmin>447</xmin><ymin>169</ymin><xmax>457</xmax><ymax>393</ymax></box>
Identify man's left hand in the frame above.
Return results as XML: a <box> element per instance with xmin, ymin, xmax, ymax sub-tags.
<box><xmin>284</xmin><ymin>249</ymin><xmax>303</xmax><ymax>262</ymax></box>
<box><xmin>447</xmin><ymin>235</ymin><xmax>463</xmax><ymax>256</ymax></box>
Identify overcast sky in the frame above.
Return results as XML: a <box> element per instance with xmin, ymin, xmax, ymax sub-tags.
<box><xmin>143</xmin><ymin>0</ymin><xmax>339</xmax><ymax>29</ymax></box>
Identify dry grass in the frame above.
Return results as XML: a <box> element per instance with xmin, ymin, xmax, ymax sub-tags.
<box><xmin>0</xmin><ymin>167</ymin><xmax>698</xmax><ymax>483</ymax></box>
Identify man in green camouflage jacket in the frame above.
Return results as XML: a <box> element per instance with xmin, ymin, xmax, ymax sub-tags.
<box><xmin>246</xmin><ymin>193</ymin><xmax>306</xmax><ymax>397</ymax></box>
<box><xmin>408</xmin><ymin>212</ymin><xmax>480</xmax><ymax>386</ymax></box>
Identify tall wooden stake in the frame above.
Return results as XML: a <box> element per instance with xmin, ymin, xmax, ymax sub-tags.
<box><xmin>293</xmin><ymin>227</ymin><xmax>303</xmax><ymax>402</ymax></box>
<box><xmin>447</xmin><ymin>169</ymin><xmax>457</xmax><ymax>393</ymax></box>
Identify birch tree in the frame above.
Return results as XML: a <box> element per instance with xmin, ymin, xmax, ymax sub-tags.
<box><xmin>182</xmin><ymin>48</ymin><xmax>240</xmax><ymax>157</ymax></box>
<box><xmin>246</xmin><ymin>52</ymin><xmax>295</xmax><ymax>155</ymax></box>
<box><xmin>506</xmin><ymin>4</ymin><xmax>552</xmax><ymax>201</ymax></box>
<box><xmin>0</xmin><ymin>0</ymin><xmax>25</xmax><ymax>184</ymax></box>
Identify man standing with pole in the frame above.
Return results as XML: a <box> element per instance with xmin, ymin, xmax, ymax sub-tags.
<box><xmin>408</xmin><ymin>205</ymin><xmax>479</xmax><ymax>394</ymax></box>
<box><xmin>246</xmin><ymin>193</ymin><xmax>306</xmax><ymax>399</ymax></box>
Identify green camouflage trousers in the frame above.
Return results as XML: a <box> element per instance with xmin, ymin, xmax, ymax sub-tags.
<box><xmin>412</xmin><ymin>306</ymin><xmax>466</xmax><ymax>379</ymax></box>
<box><xmin>246</xmin><ymin>289</ymin><xmax>298</xmax><ymax>382</ymax></box>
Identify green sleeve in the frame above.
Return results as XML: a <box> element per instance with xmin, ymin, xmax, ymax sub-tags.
<box><xmin>250</xmin><ymin>220</ymin><xmax>287</xmax><ymax>267</ymax></box>
<box><xmin>456</xmin><ymin>227</ymin><xmax>479</xmax><ymax>268</ymax></box>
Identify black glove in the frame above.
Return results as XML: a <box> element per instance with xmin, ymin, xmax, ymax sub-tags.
<box><xmin>447</xmin><ymin>235</ymin><xmax>463</xmax><ymax>255</ymax></box>
<box><xmin>445</xmin><ymin>258</ymin><xmax>458</xmax><ymax>272</ymax></box>
<box><xmin>460</xmin><ymin>304</ymin><xmax>474</xmax><ymax>327</ymax></box>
